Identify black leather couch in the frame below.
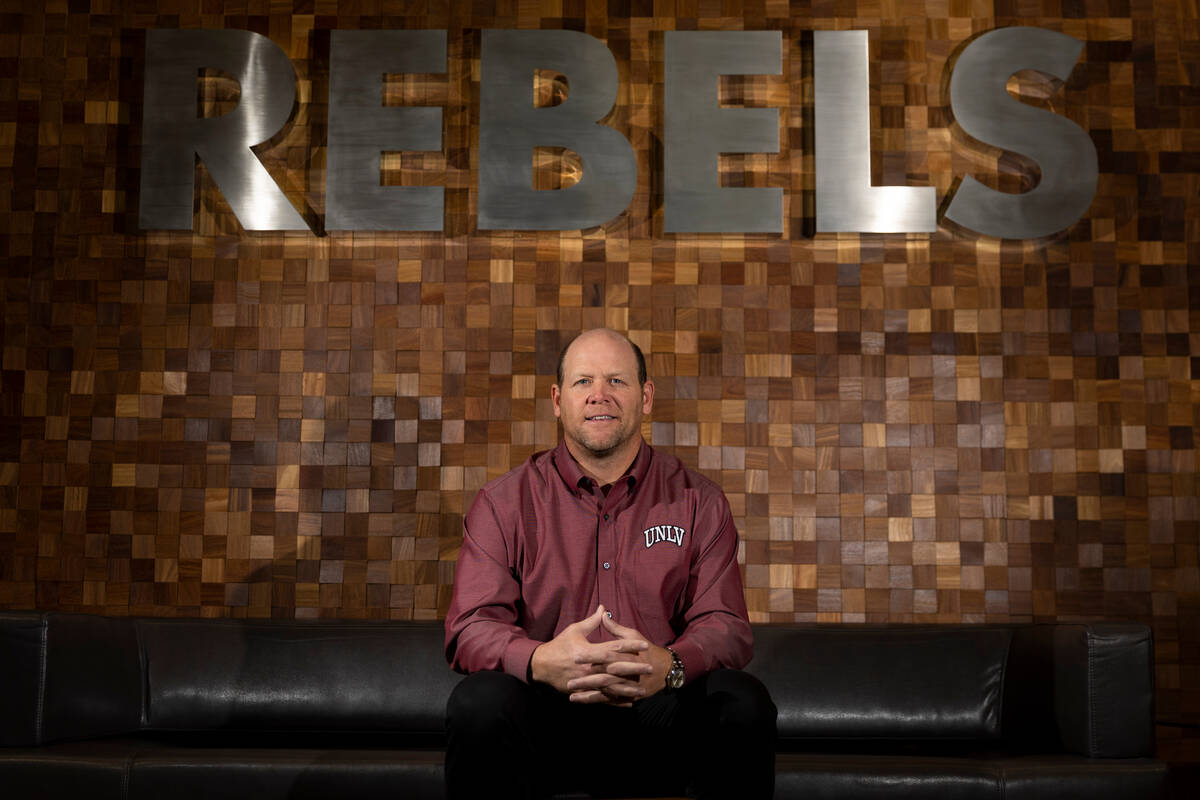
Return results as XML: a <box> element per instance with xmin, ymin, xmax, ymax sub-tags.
<box><xmin>0</xmin><ymin>611</ymin><xmax>1168</xmax><ymax>799</ymax></box>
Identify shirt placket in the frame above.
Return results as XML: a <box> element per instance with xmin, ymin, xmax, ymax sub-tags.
<box><xmin>594</xmin><ymin>483</ymin><xmax>625</xmax><ymax>623</ymax></box>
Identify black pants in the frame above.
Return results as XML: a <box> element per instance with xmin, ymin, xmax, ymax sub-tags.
<box><xmin>445</xmin><ymin>669</ymin><xmax>777</xmax><ymax>799</ymax></box>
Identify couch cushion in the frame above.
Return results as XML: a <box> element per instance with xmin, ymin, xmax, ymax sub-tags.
<box><xmin>774</xmin><ymin>753</ymin><xmax>1000</xmax><ymax>799</ymax></box>
<box><xmin>0</xmin><ymin>740</ymin><xmax>138</xmax><ymax>800</ymax></box>
<box><xmin>998</xmin><ymin>756</ymin><xmax>1168</xmax><ymax>800</ymax></box>
<box><xmin>773</xmin><ymin>753</ymin><xmax>1168</xmax><ymax>800</ymax></box>
<box><xmin>137</xmin><ymin>619</ymin><xmax>462</xmax><ymax>735</ymax></box>
<box><xmin>748</xmin><ymin>626</ymin><xmax>1011</xmax><ymax>741</ymax></box>
<box><xmin>127</xmin><ymin>746</ymin><xmax>445</xmax><ymax>800</ymax></box>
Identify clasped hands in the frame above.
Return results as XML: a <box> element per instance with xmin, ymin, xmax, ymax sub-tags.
<box><xmin>529</xmin><ymin>605</ymin><xmax>672</xmax><ymax>706</ymax></box>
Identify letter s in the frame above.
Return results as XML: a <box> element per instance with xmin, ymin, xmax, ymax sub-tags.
<box><xmin>944</xmin><ymin>27</ymin><xmax>1098</xmax><ymax>239</ymax></box>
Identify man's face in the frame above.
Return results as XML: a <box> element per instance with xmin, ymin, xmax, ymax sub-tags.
<box><xmin>552</xmin><ymin>332</ymin><xmax>654</xmax><ymax>461</ymax></box>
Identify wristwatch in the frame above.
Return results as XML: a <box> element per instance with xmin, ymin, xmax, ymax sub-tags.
<box><xmin>665</xmin><ymin>647</ymin><xmax>685</xmax><ymax>691</ymax></box>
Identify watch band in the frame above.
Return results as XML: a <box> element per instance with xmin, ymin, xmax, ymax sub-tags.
<box><xmin>665</xmin><ymin>647</ymin><xmax>685</xmax><ymax>691</ymax></box>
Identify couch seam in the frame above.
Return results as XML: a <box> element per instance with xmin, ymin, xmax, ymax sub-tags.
<box><xmin>136</xmin><ymin>619</ymin><xmax>149</xmax><ymax>729</ymax></box>
<box><xmin>1144</xmin><ymin>630</ymin><xmax>1154</xmax><ymax>757</ymax></box>
<box><xmin>994</xmin><ymin>630</ymin><xmax>1011</xmax><ymax>739</ymax></box>
<box><xmin>34</xmin><ymin>614</ymin><xmax>47</xmax><ymax>745</ymax></box>
<box><xmin>1086</xmin><ymin>628</ymin><xmax>1097</xmax><ymax>756</ymax></box>
<box><xmin>121</xmin><ymin>752</ymin><xmax>133</xmax><ymax>800</ymax></box>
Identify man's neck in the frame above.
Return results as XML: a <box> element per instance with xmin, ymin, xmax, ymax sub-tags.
<box><xmin>565</xmin><ymin>438</ymin><xmax>642</xmax><ymax>487</ymax></box>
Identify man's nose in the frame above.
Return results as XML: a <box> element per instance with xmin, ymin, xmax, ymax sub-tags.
<box><xmin>587</xmin><ymin>383</ymin><xmax>613</xmax><ymax>401</ymax></box>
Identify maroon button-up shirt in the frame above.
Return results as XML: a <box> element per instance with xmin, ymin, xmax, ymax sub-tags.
<box><xmin>444</xmin><ymin>438</ymin><xmax>752</xmax><ymax>685</ymax></box>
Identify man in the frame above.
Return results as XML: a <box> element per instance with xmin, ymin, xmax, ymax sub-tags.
<box><xmin>444</xmin><ymin>328</ymin><xmax>776</xmax><ymax>799</ymax></box>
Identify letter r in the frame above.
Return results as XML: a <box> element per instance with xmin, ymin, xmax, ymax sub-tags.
<box><xmin>139</xmin><ymin>30</ymin><xmax>307</xmax><ymax>231</ymax></box>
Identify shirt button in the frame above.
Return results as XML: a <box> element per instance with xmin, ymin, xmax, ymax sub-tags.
<box><xmin>605</xmin><ymin>611</ymin><xmax>613</xmax><ymax>618</ymax></box>
<box><xmin>603</xmin><ymin>562</ymin><xmax>610</xmax><ymax>570</ymax></box>
<box><xmin>603</xmin><ymin>513</ymin><xmax>610</xmax><ymax>521</ymax></box>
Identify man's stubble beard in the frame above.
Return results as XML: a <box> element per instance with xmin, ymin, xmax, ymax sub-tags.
<box><xmin>571</xmin><ymin>421</ymin><xmax>636</xmax><ymax>461</ymax></box>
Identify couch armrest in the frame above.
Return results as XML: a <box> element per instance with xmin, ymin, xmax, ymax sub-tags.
<box><xmin>1053</xmin><ymin>623</ymin><xmax>1155</xmax><ymax>758</ymax></box>
<box><xmin>0</xmin><ymin>612</ymin><xmax>48</xmax><ymax>746</ymax></box>
<box><xmin>0</xmin><ymin>612</ymin><xmax>142</xmax><ymax>746</ymax></box>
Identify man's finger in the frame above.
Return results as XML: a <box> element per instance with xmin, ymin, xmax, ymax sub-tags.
<box><xmin>597</xmin><ymin>680</ymin><xmax>646</xmax><ymax>697</ymax></box>
<box><xmin>563</xmin><ymin>605</ymin><xmax>606</xmax><ymax>635</ymax></box>
<box><xmin>600</xmin><ymin>613</ymin><xmax>644</xmax><ymax>640</ymax></box>
<box><xmin>566</xmin><ymin>673</ymin><xmax>645</xmax><ymax>695</ymax></box>
<box><xmin>566</xmin><ymin>672</ymin><xmax>629</xmax><ymax>690</ymax></box>
<box><xmin>603</xmin><ymin>659</ymin><xmax>654</xmax><ymax>678</ymax></box>
<box><xmin>573</xmin><ymin>640</ymin><xmax>648</xmax><ymax>665</ymax></box>
<box><xmin>599</xmin><ymin>686</ymin><xmax>639</xmax><ymax>707</ymax></box>
<box><xmin>569</xmin><ymin>689</ymin><xmax>621</xmax><ymax>705</ymax></box>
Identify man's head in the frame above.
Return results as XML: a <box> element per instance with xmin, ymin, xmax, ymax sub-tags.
<box><xmin>551</xmin><ymin>329</ymin><xmax>654</xmax><ymax>468</ymax></box>
<box><xmin>556</xmin><ymin>331</ymin><xmax>647</xmax><ymax>388</ymax></box>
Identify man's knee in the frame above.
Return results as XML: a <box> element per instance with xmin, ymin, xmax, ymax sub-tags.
<box><xmin>705</xmin><ymin>669</ymin><xmax>778</xmax><ymax>734</ymax></box>
<box><xmin>446</xmin><ymin>670</ymin><xmax>533</xmax><ymax>734</ymax></box>
<box><xmin>446</xmin><ymin>672</ymin><xmax>546</xmax><ymax>799</ymax></box>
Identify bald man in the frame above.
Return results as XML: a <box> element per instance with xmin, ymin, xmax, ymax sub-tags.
<box><xmin>444</xmin><ymin>329</ymin><xmax>776</xmax><ymax>799</ymax></box>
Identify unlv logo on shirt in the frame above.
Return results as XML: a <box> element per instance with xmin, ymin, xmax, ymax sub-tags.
<box><xmin>643</xmin><ymin>525</ymin><xmax>686</xmax><ymax>549</ymax></box>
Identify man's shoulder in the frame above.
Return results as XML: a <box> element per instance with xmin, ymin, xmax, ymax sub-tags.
<box><xmin>474</xmin><ymin>447</ymin><xmax>557</xmax><ymax>503</ymax></box>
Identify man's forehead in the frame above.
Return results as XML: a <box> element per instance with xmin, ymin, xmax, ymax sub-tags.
<box><xmin>563</xmin><ymin>333</ymin><xmax>637</xmax><ymax>372</ymax></box>
<box><xmin>563</xmin><ymin>351</ymin><xmax>636</xmax><ymax>376</ymax></box>
<box><xmin>565</xmin><ymin>364</ymin><xmax>634</xmax><ymax>377</ymax></box>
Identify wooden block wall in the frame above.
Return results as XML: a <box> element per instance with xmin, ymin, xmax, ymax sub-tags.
<box><xmin>0</xmin><ymin>0</ymin><xmax>1198</xmax><ymax>760</ymax></box>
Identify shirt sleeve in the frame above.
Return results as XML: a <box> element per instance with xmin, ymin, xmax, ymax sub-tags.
<box><xmin>667</xmin><ymin>487</ymin><xmax>753</xmax><ymax>683</ymax></box>
<box><xmin>443</xmin><ymin>489</ymin><xmax>542</xmax><ymax>680</ymax></box>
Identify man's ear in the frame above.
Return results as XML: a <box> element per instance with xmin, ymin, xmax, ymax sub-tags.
<box><xmin>641</xmin><ymin>379</ymin><xmax>655</xmax><ymax>415</ymax></box>
<box><xmin>551</xmin><ymin>383</ymin><xmax>562</xmax><ymax>418</ymax></box>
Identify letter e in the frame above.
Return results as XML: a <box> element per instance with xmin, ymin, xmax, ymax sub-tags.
<box><xmin>664</xmin><ymin>31</ymin><xmax>782</xmax><ymax>233</ymax></box>
<box><xmin>327</xmin><ymin>30</ymin><xmax>446</xmax><ymax>231</ymax></box>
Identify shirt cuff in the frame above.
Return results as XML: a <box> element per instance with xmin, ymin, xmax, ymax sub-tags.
<box><xmin>502</xmin><ymin>636</ymin><xmax>542</xmax><ymax>683</ymax></box>
<box><xmin>667</xmin><ymin>638</ymin><xmax>704</xmax><ymax>687</ymax></box>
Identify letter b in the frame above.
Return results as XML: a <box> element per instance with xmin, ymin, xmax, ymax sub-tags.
<box><xmin>477</xmin><ymin>30</ymin><xmax>636</xmax><ymax>230</ymax></box>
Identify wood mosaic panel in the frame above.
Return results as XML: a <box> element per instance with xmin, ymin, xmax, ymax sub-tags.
<box><xmin>1</xmin><ymin>0</ymin><xmax>1199</xmax><ymax>761</ymax></box>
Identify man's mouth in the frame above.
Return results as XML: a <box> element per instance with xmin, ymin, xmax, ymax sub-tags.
<box><xmin>586</xmin><ymin>415</ymin><xmax>617</xmax><ymax>422</ymax></box>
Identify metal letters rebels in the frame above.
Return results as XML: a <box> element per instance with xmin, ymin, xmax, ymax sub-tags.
<box><xmin>139</xmin><ymin>28</ymin><xmax>1098</xmax><ymax>239</ymax></box>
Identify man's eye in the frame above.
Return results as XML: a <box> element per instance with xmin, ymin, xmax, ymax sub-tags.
<box><xmin>576</xmin><ymin>378</ymin><xmax>589</xmax><ymax>386</ymax></box>
<box><xmin>611</xmin><ymin>378</ymin><xmax>624</xmax><ymax>385</ymax></box>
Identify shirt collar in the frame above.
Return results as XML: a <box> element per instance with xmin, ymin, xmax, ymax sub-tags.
<box><xmin>552</xmin><ymin>438</ymin><xmax>651</xmax><ymax>496</ymax></box>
